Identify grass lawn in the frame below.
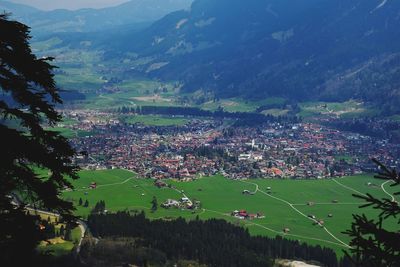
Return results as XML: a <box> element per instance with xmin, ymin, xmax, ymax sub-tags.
<box><xmin>46</xmin><ymin>127</ymin><xmax>96</xmax><ymax>138</ymax></box>
<box><xmin>46</xmin><ymin>127</ymin><xmax>77</xmax><ymax>138</ymax></box>
<box><xmin>61</xmin><ymin>170</ymin><xmax>398</xmax><ymax>256</ymax></box>
<box><xmin>33</xmin><ymin>206</ymin><xmax>82</xmax><ymax>257</ymax></box>
<box><xmin>120</xmin><ymin>115</ymin><xmax>189</xmax><ymax>126</ymax></box>
<box><xmin>201</xmin><ymin>97</ymin><xmax>286</xmax><ymax>113</ymax></box>
<box><xmin>38</xmin><ymin>227</ymin><xmax>81</xmax><ymax>257</ymax></box>
<box><xmin>298</xmin><ymin>100</ymin><xmax>378</xmax><ymax>120</ymax></box>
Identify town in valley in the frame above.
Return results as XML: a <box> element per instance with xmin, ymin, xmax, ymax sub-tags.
<box><xmin>58</xmin><ymin>109</ymin><xmax>400</xmax><ymax>181</ymax></box>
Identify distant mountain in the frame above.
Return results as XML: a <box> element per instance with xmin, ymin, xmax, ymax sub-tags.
<box><xmin>0</xmin><ymin>0</ymin><xmax>193</xmax><ymax>36</ymax></box>
<box><xmin>107</xmin><ymin>0</ymin><xmax>400</xmax><ymax>114</ymax></box>
<box><xmin>0</xmin><ymin>1</ymin><xmax>40</xmax><ymax>17</ymax></box>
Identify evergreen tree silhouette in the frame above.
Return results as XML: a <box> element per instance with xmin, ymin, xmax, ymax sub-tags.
<box><xmin>343</xmin><ymin>159</ymin><xmax>400</xmax><ymax>267</ymax></box>
<box><xmin>151</xmin><ymin>196</ymin><xmax>158</xmax><ymax>212</ymax></box>
<box><xmin>0</xmin><ymin>14</ymin><xmax>78</xmax><ymax>265</ymax></box>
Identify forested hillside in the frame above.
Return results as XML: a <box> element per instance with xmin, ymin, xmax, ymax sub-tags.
<box><xmin>103</xmin><ymin>0</ymin><xmax>400</xmax><ymax>114</ymax></box>
<box><xmin>84</xmin><ymin>211</ymin><xmax>345</xmax><ymax>267</ymax></box>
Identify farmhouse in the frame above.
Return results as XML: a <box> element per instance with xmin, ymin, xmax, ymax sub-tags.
<box><xmin>154</xmin><ymin>180</ymin><xmax>167</xmax><ymax>188</ymax></box>
<box><xmin>231</xmin><ymin>210</ymin><xmax>263</xmax><ymax>220</ymax></box>
<box><xmin>181</xmin><ymin>197</ymin><xmax>190</xmax><ymax>203</ymax></box>
<box><xmin>161</xmin><ymin>199</ymin><xmax>180</xmax><ymax>208</ymax></box>
<box><xmin>89</xmin><ymin>182</ymin><xmax>97</xmax><ymax>189</ymax></box>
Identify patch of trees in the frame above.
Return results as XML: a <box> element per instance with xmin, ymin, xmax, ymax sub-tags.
<box><xmin>38</xmin><ymin>219</ymin><xmax>74</xmax><ymax>242</ymax></box>
<box><xmin>342</xmin><ymin>159</ymin><xmax>400</xmax><ymax>267</ymax></box>
<box><xmin>326</xmin><ymin>118</ymin><xmax>400</xmax><ymax>143</ymax></box>
<box><xmin>58</xmin><ymin>90</ymin><xmax>86</xmax><ymax>102</ymax></box>
<box><xmin>116</xmin><ymin>105</ymin><xmax>300</xmax><ymax>126</ymax></box>
<box><xmin>80</xmin><ymin>237</ymin><xmax>208</xmax><ymax>267</ymax></box>
<box><xmin>91</xmin><ymin>200</ymin><xmax>106</xmax><ymax>214</ymax></box>
<box><xmin>87</xmin><ymin>211</ymin><xmax>342</xmax><ymax>267</ymax></box>
<box><xmin>0</xmin><ymin>14</ymin><xmax>79</xmax><ymax>266</ymax></box>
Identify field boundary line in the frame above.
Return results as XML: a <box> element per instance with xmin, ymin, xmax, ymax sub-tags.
<box><xmin>332</xmin><ymin>178</ymin><xmax>367</xmax><ymax>197</ymax></box>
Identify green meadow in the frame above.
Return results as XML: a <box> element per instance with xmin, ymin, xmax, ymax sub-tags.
<box><xmin>120</xmin><ymin>115</ymin><xmax>189</xmax><ymax>126</ymax></box>
<box><xmin>62</xmin><ymin>169</ymin><xmax>398</xmax><ymax>255</ymax></box>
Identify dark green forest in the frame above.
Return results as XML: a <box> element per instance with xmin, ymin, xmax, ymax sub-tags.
<box><xmin>84</xmin><ymin>211</ymin><xmax>351</xmax><ymax>267</ymax></box>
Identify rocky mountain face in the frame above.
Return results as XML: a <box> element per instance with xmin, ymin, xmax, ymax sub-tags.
<box><xmin>108</xmin><ymin>0</ymin><xmax>400</xmax><ymax>113</ymax></box>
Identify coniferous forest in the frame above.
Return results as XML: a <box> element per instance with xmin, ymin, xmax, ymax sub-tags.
<box><xmin>84</xmin><ymin>211</ymin><xmax>350</xmax><ymax>267</ymax></box>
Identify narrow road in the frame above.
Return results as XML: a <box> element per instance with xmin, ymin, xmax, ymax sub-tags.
<box><xmin>76</xmin><ymin>219</ymin><xmax>87</xmax><ymax>255</ymax></box>
<box><xmin>332</xmin><ymin>179</ymin><xmax>367</xmax><ymax>197</ymax></box>
<box><xmin>291</xmin><ymin>202</ymin><xmax>365</xmax><ymax>206</ymax></box>
<box><xmin>240</xmin><ymin>180</ymin><xmax>351</xmax><ymax>248</ymax></box>
<box><xmin>381</xmin><ymin>180</ymin><xmax>396</xmax><ymax>202</ymax></box>
<box><xmin>205</xmin><ymin>208</ymin><xmax>348</xmax><ymax>248</ymax></box>
<box><xmin>171</xmin><ymin>187</ymin><xmax>193</xmax><ymax>206</ymax></box>
<box><xmin>66</xmin><ymin>176</ymin><xmax>135</xmax><ymax>192</ymax></box>
<box><xmin>166</xmin><ymin>180</ymin><xmax>350</xmax><ymax>248</ymax></box>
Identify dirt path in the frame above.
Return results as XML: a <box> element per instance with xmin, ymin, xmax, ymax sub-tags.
<box><xmin>240</xmin><ymin>180</ymin><xmax>351</xmax><ymax>248</ymax></box>
<box><xmin>381</xmin><ymin>180</ymin><xmax>396</xmax><ymax>202</ymax></box>
<box><xmin>332</xmin><ymin>179</ymin><xmax>367</xmax><ymax>197</ymax></box>
<box><xmin>204</xmin><ymin>208</ymin><xmax>348</xmax><ymax>248</ymax></box>
<box><xmin>67</xmin><ymin>176</ymin><xmax>135</xmax><ymax>192</ymax></box>
<box><xmin>291</xmin><ymin>202</ymin><xmax>365</xmax><ymax>206</ymax></box>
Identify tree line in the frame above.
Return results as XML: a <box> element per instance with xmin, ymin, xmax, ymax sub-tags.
<box><xmin>87</xmin><ymin>211</ymin><xmax>349</xmax><ymax>267</ymax></box>
<box><xmin>116</xmin><ymin>105</ymin><xmax>300</xmax><ymax>126</ymax></box>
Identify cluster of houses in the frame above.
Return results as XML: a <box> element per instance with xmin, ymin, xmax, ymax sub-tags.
<box><xmin>231</xmin><ymin>210</ymin><xmax>265</xmax><ymax>220</ymax></box>
<box><xmin>161</xmin><ymin>197</ymin><xmax>201</xmax><ymax>210</ymax></box>
<box><xmin>59</xmin><ymin>110</ymin><xmax>400</xmax><ymax>180</ymax></box>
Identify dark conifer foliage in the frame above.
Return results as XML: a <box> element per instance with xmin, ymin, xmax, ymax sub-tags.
<box><xmin>88</xmin><ymin>211</ymin><xmax>341</xmax><ymax>267</ymax></box>
<box><xmin>0</xmin><ymin>14</ymin><xmax>78</xmax><ymax>265</ymax></box>
<box><xmin>343</xmin><ymin>159</ymin><xmax>400</xmax><ymax>267</ymax></box>
<box><xmin>91</xmin><ymin>200</ymin><xmax>106</xmax><ymax>214</ymax></box>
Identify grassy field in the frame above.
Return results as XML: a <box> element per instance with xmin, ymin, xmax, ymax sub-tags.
<box><xmin>298</xmin><ymin>100</ymin><xmax>379</xmax><ymax>119</ymax></box>
<box><xmin>120</xmin><ymin>115</ymin><xmax>189</xmax><ymax>126</ymax></box>
<box><xmin>62</xmin><ymin>169</ymin><xmax>398</xmax><ymax>255</ymax></box>
<box><xmin>38</xmin><ymin>227</ymin><xmax>81</xmax><ymax>257</ymax></box>
<box><xmin>32</xmin><ymin>209</ymin><xmax>82</xmax><ymax>257</ymax></box>
<box><xmin>46</xmin><ymin>127</ymin><xmax>96</xmax><ymax>138</ymax></box>
<box><xmin>201</xmin><ymin>97</ymin><xmax>286</xmax><ymax>113</ymax></box>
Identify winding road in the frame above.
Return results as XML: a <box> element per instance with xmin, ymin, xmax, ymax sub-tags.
<box><xmin>240</xmin><ymin>180</ymin><xmax>352</xmax><ymax>248</ymax></box>
<box><xmin>381</xmin><ymin>180</ymin><xmax>396</xmax><ymax>202</ymax></box>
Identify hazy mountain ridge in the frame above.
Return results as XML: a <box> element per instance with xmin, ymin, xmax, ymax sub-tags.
<box><xmin>105</xmin><ymin>0</ymin><xmax>400</xmax><ymax>114</ymax></box>
<box><xmin>0</xmin><ymin>0</ymin><xmax>193</xmax><ymax>35</ymax></box>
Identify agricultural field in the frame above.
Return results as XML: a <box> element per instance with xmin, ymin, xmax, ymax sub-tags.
<box><xmin>201</xmin><ymin>97</ymin><xmax>286</xmax><ymax>113</ymax></box>
<box><xmin>46</xmin><ymin>126</ymin><xmax>96</xmax><ymax>138</ymax></box>
<box><xmin>75</xmin><ymin>79</ymin><xmax>181</xmax><ymax>110</ymax></box>
<box><xmin>62</xmin><ymin>169</ymin><xmax>398</xmax><ymax>255</ymax></box>
<box><xmin>120</xmin><ymin>115</ymin><xmax>189</xmax><ymax>126</ymax></box>
<box><xmin>298</xmin><ymin>100</ymin><xmax>379</xmax><ymax>119</ymax></box>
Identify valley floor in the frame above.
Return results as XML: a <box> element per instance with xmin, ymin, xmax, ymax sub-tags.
<box><xmin>62</xmin><ymin>170</ymin><xmax>398</xmax><ymax>255</ymax></box>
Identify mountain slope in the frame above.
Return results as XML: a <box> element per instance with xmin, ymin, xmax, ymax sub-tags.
<box><xmin>0</xmin><ymin>0</ymin><xmax>193</xmax><ymax>35</ymax></box>
<box><xmin>108</xmin><ymin>0</ymin><xmax>400</xmax><ymax>113</ymax></box>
